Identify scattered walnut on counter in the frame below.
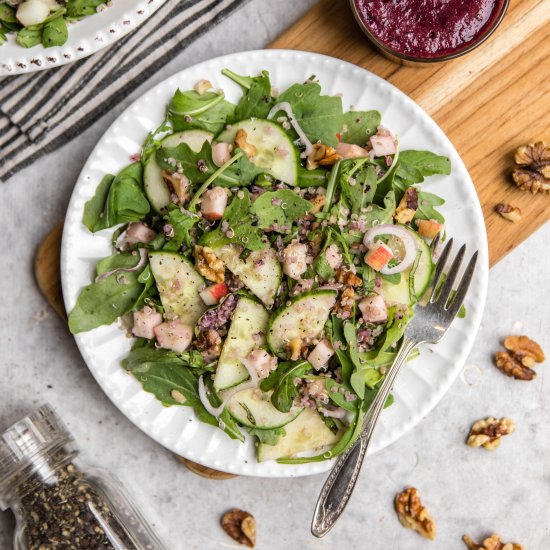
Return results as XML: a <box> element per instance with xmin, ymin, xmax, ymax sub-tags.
<box><xmin>221</xmin><ymin>509</ymin><xmax>256</xmax><ymax>548</ymax></box>
<box><xmin>512</xmin><ymin>141</ymin><xmax>550</xmax><ymax>194</ymax></box>
<box><xmin>466</xmin><ymin>417</ymin><xmax>516</xmax><ymax>450</ymax></box>
<box><xmin>306</xmin><ymin>143</ymin><xmax>341</xmax><ymax>170</ymax></box>
<box><xmin>394</xmin><ymin>487</ymin><xmax>436</xmax><ymax>540</ymax></box>
<box><xmin>463</xmin><ymin>533</ymin><xmax>524</xmax><ymax>550</ymax></box>
<box><xmin>194</xmin><ymin>245</ymin><xmax>225</xmax><ymax>283</ymax></box>
<box><xmin>495</xmin><ymin>203</ymin><xmax>522</xmax><ymax>222</ymax></box>
<box><xmin>494</xmin><ymin>335</ymin><xmax>545</xmax><ymax>380</ymax></box>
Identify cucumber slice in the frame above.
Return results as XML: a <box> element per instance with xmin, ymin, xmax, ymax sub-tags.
<box><xmin>211</xmin><ymin>244</ymin><xmax>281</xmax><ymax>308</ymax></box>
<box><xmin>214</xmin><ymin>296</ymin><xmax>269</xmax><ymax>390</ymax></box>
<box><xmin>257</xmin><ymin>408</ymin><xmax>340</xmax><ymax>462</ymax></box>
<box><xmin>217</xmin><ymin>119</ymin><xmax>298</xmax><ymax>185</ymax></box>
<box><xmin>223</xmin><ymin>388</ymin><xmax>303</xmax><ymax>429</ymax></box>
<box><xmin>267</xmin><ymin>290</ymin><xmax>338</xmax><ymax>358</ymax></box>
<box><xmin>144</xmin><ymin>130</ymin><xmax>214</xmax><ymax>212</ymax></box>
<box><xmin>149</xmin><ymin>251</ymin><xmax>206</xmax><ymax>325</ymax></box>
<box><xmin>381</xmin><ymin>233</ymin><xmax>433</xmax><ymax>305</ymax></box>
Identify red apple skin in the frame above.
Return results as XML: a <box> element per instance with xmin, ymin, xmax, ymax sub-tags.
<box><xmin>364</xmin><ymin>243</ymin><xmax>393</xmax><ymax>271</ymax></box>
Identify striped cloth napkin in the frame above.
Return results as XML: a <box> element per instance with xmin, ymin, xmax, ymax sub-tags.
<box><xmin>0</xmin><ymin>0</ymin><xmax>248</xmax><ymax>182</ymax></box>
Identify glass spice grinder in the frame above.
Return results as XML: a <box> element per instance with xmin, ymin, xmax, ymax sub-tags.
<box><xmin>0</xmin><ymin>404</ymin><xmax>167</xmax><ymax>550</ymax></box>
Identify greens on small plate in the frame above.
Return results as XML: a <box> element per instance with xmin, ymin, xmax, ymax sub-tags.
<box><xmin>61</xmin><ymin>50</ymin><xmax>488</xmax><ymax>477</ymax></box>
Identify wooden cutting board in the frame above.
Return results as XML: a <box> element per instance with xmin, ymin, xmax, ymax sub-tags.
<box><xmin>35</xmin><ymin>0</ymin><xmax>549</xmax><ymax>477</ymax></box>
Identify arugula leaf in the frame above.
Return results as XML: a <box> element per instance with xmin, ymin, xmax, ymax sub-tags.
<box><xmin>42</xmin><ymin>15</ymin><xmax>67</xmax><ymax>47</ymax></box>
<box><xmin>248</xmin><ymin>427</ymin><xmax>286</xmax><ymax>446</ymax></box>
<box><xmin>325</xmin><ymin>379</ymin><xmax>358</xmax><ymax>412</ymax></box>
<box><xmin>162</xmin><ymin>206</ymin><xmax>199</xmax><ymax>251</ymax></box>
<box><xmin>312</xmin><ymin>251</ymin><xmax>335</xmax><ymax>280</ymax></box>
<box><xmin>276</xmin><ymin>82</ymin><xmax>343</xmax><ymax>147</ymax></box>
<box><xmin>68</xmin><ymin>271</ymin><xmax>144</xmax><ymax>334</ymax></box>
<box><xmin>250</xmin><ymin>189</ymin><xmax>311</xmax><ymax>231</ymax></box>
<box><xmin>156</xmin><ymin>141</ymin><xmax>215</xmax><ymax>184</ymax></box>
<box><xmin>16</xmin><ymin>26</ymin><xmax>42</xmax><ymax>48</ymax></box>
<box><xmin>340</xmin><ymin>159</ymin><xmax>377</xmax><ymax>216</ymax></box>
<box><xmin>0</xmin><ymin>4</ymin><xmax>17</xmax><ymax>23</ymax></box>
<box><xmin>169</xmin><ymin>89</ymin><xmax>235</xmax><ymax>134</ymax></box>
<box><xmin>343</xmin><ymin>322</ymin><xmax>366</xmax><ymax>399</ymax></box>
<box><xmin>395</xmin><ymin>150</ymin><xmax>451</xmax><ymax>187</ymax></box>
<box><xmin>341</xmin><ymin>110</ymin><xmax>381</xmax><ymax>145</ymax></box>
<box><xmin>200</xmin><ymin>189</ymin><xmax>264</xmax><ymax>252</ymax></box>
<box><xmin>414</xmin><ymin>191</ymin><xmax>445</xmax><ymax>223</ymax></box>
<box><xmin>260</xmin><ymin>360</ymin><xmax>311</xmax><ymax>413</ymax></box>
<box><xmin>363</xmin><ymin>190</ymin><xmax>396</xmax><ymax>229</ymax></box>
<box><xmin>83</xmin><ymin>174</ymin><xmax>114</xmax><ymax>232</ymax></box>
<box><xmin>66</xmin><ymin>0</ymin><xmax>107</xmax><ymax>18</ymax></box>
<box><xmin>222</xmin><ymin>68</ymin><xmax>274</xmax><ymax>120</ymax></box>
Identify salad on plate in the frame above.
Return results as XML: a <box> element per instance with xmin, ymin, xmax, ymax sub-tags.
<box><xmin>68</xmin><ymin>68</ymin><xmax>456</xmax><ymax>463</ymax></box>
<box><xmin>0</xmin><ymin>0</ymin><xmax>108</xmax><ymax>48</ymax></box>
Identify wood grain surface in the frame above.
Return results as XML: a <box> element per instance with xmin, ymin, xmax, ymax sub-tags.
<box><xmin>34</xmin><ymin>0</ymin><xmax>549</xmax><ymax>479</ymax></box>
<box><xmin>270</xmin><ymin>0</ymin><xmax>550</xmax><ymax>266</ymax></box>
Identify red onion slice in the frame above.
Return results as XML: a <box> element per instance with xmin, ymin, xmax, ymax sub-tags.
<box><xmin>198</xmin><ymin>376</ymin><xmax>225</xmax><ymax>418</ymax></box>
<box><xmin>319</xmin><ymin>407</ymin><xmax>348</xmax><ymax>419</ymax></box>
<box><xmin>268</xmin><ymin>101</ymin><xmax>314</xmax><ymax>156</ymax></box>
<box><xmin>95</xmin><ymin>248</ymin><xmax>148</xmax><ymax>283</ymax></box>
<box><xmin>363</xmin><ymin>224</ymin><xmax>417</xmax><ymax>275</ymax></box>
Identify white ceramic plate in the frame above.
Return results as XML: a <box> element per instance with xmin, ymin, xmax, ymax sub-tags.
<box><xmin>0</xmin><ymin>0</ymin><xmax>167</xmax><ymax>76</ymax></box>
<box><xmin>61</xmin><ymin>50</ymin><xmax>489</xmax><ymax>477</ymax></box>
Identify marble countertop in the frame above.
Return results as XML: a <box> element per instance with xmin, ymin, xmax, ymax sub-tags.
<box><xmin>0</xmin><ymin>1</ymin><xmax>548</xmax><ymax>548</ymax></box>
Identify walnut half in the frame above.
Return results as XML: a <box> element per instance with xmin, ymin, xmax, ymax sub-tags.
<box><xmin>512</xmin><ymin>141</ymin><xmax>550</xmax><ymax>194</ymax></box>
<box><xmin>194</xmin><ymin>245</ymin><xmax>225</xmax><ymax>283</ymax></box>
<box><xmin>467</xmin><ymin>417</ymin><xmax>515</xmax><ymax>450</ymax></box>
<box><xmin>221</xmin><ymin>509</ymin><xmax>256</xmax><ymax>548</ymax></box>
<box><xmin>463</xmin><ymin>533</ymin><xmax>524</xmax><ymax>550</ymax></box>
<box><xmin>495</xmin><ymin>203</ymin><xmax>522</xmax><ymax>223</ymax></box>
<box><xmin>494</xmin><ymin>335</ymin><xmax>545</xmax><ymax>380</ymax></box>
<box><xmin>394</xmin><ymin>487</ymin><xmax>436</xmax><ymax>540</ymax></box>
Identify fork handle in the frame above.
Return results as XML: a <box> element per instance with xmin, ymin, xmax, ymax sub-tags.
<box><xmin>311</xmin><ymin>336</ymin><xmax>417</xmax><ymax>538</ymax></box>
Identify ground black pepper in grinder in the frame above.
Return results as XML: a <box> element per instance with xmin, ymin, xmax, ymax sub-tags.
<box><xmin>0</xmin><ymin>404</ymin><xmax>167</xmax><ymax>550</ymax></box>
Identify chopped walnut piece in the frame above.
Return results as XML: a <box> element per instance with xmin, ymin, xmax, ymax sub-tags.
<box><xmin>512</xmin><ymin>141</ymin><xmax>550</xmax><ymax>194</ymax></box>
<box><xmin>162</xmin><ymin>170</ymin><xmax>189</xmax><ymax>203</ymax></box>
<box><xmin>193</xmin><ymin>79</ymin><xmax>213</xmax><ymax>95</ymax></box>
<box><xmin>288</xmin><ymin>338</ymin><xmax>302</xmax><ymax>361</ymax></box>
<box><xmin>235</xmin><ymin>129</ymin><xmax>257</xmax><ymax>158</ymax></box>
<box><xmin>194</xmin><ymin>245</ymin><xmax>225</xmax><ymax>283</ymax></box>
<box><xmin>495</xmin><ymin>352</ymin><xmax>536</xmax><ymax>380</ymax></box>
<box><xmin>394</xmin><ymin>487</ymin><xmax>436</xmax><ymax>540</ymax></box>
<box><xmin>194</xmin><ymin>329</ymin><xmax>222</xmax><ymax>361</ymax></box>
<box><xmin>467</xmin><ymin>417</ymin><xmax>516</xmax><ymax>450</ymax></box>
<box><xmin>463</xmin><ymin>534</ymin><xmax>524</xmax><ymax>550</ymax></box>
<box><xmin>221</xmin><ymin>509</ymin><xmax>256</xmax><ymax>548</ymax></box>
<box><xmin>309</xmin><ymin>193</ymin><xmax>326</xmax><ymax>214</ymax></box>
<box><xmin>334</xmin><ymin>287</ymin><xmax>356</xmax><ymax>319</ymax></box>
<box><xmin>394</xmin><ymin>188</ymin><xmax>418</xmax><ymax>224</ymax></box>
<box><xmin>335</xmin><ymin>268</ymin><xmax>362</xmax><ymax>287</ymax></box>
<box><xmin>495</xmin><ymin>203</ymin><xmax>522</xmax><ymax>222</ymax></box>
<box><xmin>306</xmin><ymin>143</ymin><xmax>341</xmax><ymax>170</ymax></box>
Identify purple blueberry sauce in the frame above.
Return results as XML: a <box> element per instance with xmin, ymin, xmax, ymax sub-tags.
<box><xmin>354</xmin><ymin>0</ymin><xmax>504</xmax><ymax>59</ymax></box>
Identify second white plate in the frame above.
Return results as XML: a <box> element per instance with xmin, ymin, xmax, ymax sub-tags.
<box><xmin>61</xmin><ymin>49</ymin><xmax>489</xmax><ymax>477</ymax></box>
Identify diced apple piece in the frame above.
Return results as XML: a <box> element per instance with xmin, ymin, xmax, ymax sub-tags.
<box><xmin>126</xmin><ymin>222</ymin><xmax>157</xmax><ymax>245</ymax></box>
<box><xmin>359</xmin><ymin>294</ymin><xmax>388</xmax><ymax>323</ymax></box>
<box><xmin>364</xmin><ymin>242</ymin><xmax>393</xmax><ymax>271</ymax></box>
<box><xmin>335</xmin><ymin>143</ymin><xmax>369</xmax><ymax>159</ymax></box>
<box><xmin>369</xmin><ymin>134</ymin><xmax>396</xmax><ymax>157</ymax></box>
<box><xmin>417</xmin><ymin>219</ymin><xmax>443</xmax><ymax>239</ymax></box>
<box><xmin>283</xmin><ymin>241</ymin><xmax>308</xmax><ymax>280</ymax></box>
<box><xmin>132</xmin><ymin>306</ymin><xmax>163</xmax><ymax>339</ymax></box>
<box><xmin>307</xmin><ymin>339</ymin><xmax>334</xmax><ymax>370</ymax></box>
<box><xmin>211</xmin><ymin>142</ymin><xmax>232</xmax><ymax>167</ymax></box>
<box><xmin>154</xmin><ymin>320</ymin><xmax>193</xmax><ymax>353</ymax></box>
<box><xmin>199</xmin><ymin>282</ymin><xmax>229</xmax><ymax>306</ymax></box>
<box><xmin>201</xmin><ymin>187</ymin><xmax>228</xmax><ymax>220</ymax></box>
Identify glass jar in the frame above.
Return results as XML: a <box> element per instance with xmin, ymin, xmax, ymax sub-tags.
<box><xmin>0</xmin><ymin>404</ymin><xmax>167</xmax><ymax>550</ymax></box>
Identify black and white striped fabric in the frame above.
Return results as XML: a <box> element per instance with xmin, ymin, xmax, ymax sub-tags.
<box><xmin>0</xmin><ymin>0</ymin><xmax>248</xmax><ymax>182</ymax></box>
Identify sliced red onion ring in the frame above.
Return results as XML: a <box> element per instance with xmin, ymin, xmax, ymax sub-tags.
<box><xmin>198</xmin><ymin>376</ymin><xmax>225</xmax><ymax>417</ymax></box>
<box><xmin>239</xmin><ymin>353</ymin><xmax>260</xmax><ymax>386</ymax></box>
<box><xmin>319</xmin><ymin>407</ymin><xmax>348</xmax><ymax>419</ymax></box>
<box><xmin>363</xmin><ymin>224</ymin><xmax>417</xmax><ymax>275</ymax></box>
<box><xmin>268</xmin><ymin>101</ymin><xmax>314</xmax><ymax>156</ymax></box>
<box><xmin>95</xmin><ymin>248</ymin><xmax>148</xmax><ymax>283</ymax></box>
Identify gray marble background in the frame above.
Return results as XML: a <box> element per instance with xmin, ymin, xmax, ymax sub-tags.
<box><xmin>0</xmin><ymin>1</ymin><xmax>548</xmax><ymax>548</ymax></box>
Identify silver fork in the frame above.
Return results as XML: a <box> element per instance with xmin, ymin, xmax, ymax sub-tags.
<box><xmin>311</xmin><ymin>238</ymin><xmax>478</xmax><ymax>538</ymax></box>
